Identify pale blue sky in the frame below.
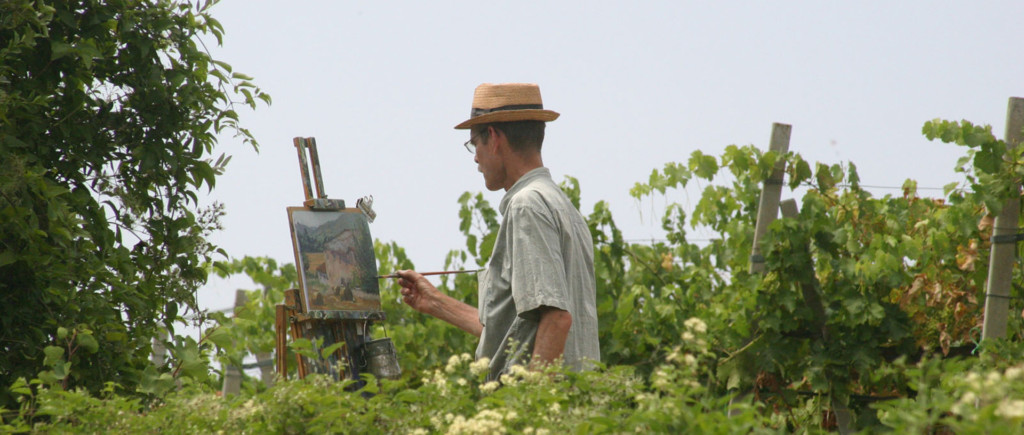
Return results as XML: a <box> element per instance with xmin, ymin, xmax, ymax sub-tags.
<box><xmin>197</xmin><ymin>1</ymin><xmax>1024</xmax><ymax>311</ymax></box>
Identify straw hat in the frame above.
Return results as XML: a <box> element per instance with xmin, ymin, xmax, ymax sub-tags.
<box><xmin>454</xmin><ymin>83</ymin><xmax>560</xmax><ymax>129</ymax></box>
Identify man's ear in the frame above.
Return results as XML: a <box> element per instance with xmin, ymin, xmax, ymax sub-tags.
<box><xmin>488</xmin><ymin>125</ymin><xmax>502</xmax><ymax>141</ymax></box>
<box><xmin>488</xmin><ymin>126</ymin><xmax>507</xmax><ymax>153</ymax></box>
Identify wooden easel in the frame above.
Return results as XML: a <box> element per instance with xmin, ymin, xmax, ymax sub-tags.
<box><xmin>275</xmin><ymin>137</ymin><xmax>393</xmax><ymax>384</ymax></box>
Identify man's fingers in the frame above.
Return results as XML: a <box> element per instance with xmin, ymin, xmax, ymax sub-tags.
<box><xmin>396</xmin><ymin>269</ymin><xmax>424</xmax><ymax>283</ymax></box>
<box><xmin>401</xmin><ymin>293</ymin><xmax>416</xmax><ymax>307</ymax></box>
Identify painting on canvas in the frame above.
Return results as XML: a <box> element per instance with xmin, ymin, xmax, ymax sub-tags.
<box><xmin>287</xmin><ymin>207</ymin><xmax>381</xmax><ymax>313</ymax></box>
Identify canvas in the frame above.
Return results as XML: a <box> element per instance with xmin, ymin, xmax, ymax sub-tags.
<box><xmin>287</xmin><ymin>207</ymin><xmax>381</xmax><ymax>314</ymax></box>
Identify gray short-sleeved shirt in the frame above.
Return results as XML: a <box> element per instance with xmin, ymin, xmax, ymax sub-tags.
<box><xmin>476</xmin><ymin>167</ymin><xmax>600</xmax><ymax>380</ymax></box>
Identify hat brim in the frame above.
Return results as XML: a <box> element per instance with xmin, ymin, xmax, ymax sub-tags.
<box><xmin>454</xmin><ymin>109</ymin><xmax>560</xmax><ymax>129</ymax></box>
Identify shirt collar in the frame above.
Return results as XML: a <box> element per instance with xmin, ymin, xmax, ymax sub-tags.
<box><xmin>499</xmin><ymin>167</ymin><xmax>550</xmax><ymax>215</ymax></box>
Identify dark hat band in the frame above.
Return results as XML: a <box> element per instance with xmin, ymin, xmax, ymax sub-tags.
<box><xmin>470</xmin><ymin>104</ymin><xmax>544</xmax><ymax>118</ymax></box>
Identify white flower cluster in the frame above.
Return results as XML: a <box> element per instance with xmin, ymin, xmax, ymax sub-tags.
<box><xmin>427</xmin><ymin>369</ymin><xmax>450</xmax><ymax>396</ymax></box>
<box><xmin>445</xmin><ymin>409</ymin><xmax>516</xmax><ymax>434</ymax></box>
<box><xmin>229</xmin><ymin>398</ymin><xmax>264</xmax><ymax>421</ymax></box>
<box><xmin>951</xmin><ymin>363</ymin><xmax>1024</xmax><ymax>421</ymax></box>
<box><xmin>684</xmin><ymin>317</ymin><xmax>707</xmax><ymax>334</ymax></box>
<box><xmin>429</xmin><ymin>353</ymin><xmax>489</xmax><ymax>396</ymax></box>
<box><xmin>683</xmin><ymin>353</ymin><xmax>698</xmax><ymax>367</ymax></box>
<box><xmin>651</xmin><ymin>368</ymin><xmax>670</xmax><ymax>390</ymax></box>
<box><xmin>310</xmin><ymin>373</ymin><xmax>334</xmax><ymax>389</ymax></box>
<box><xmin>491</xmin><ymin>364</ymin><xmax>546</xmax><ymax>388</ymax></box>
<box><xmin>499</xmin><ymin>364</ymin><xmax>544</xmax><ymax>386</ymax></box>
<box><xmin>446</xmin><ymin>353</ymin><xmax>474</xmax><ymax>374</ymax></box>
<box><xmin>680</xmin><ymin>317</ymin><xmax>709</xmax><ymax>353</ymax></box>
<box><xmin>469</xmin><ymin>357</ymin><xmax>491</xmax><ymax>377</ymax></box>
<box><xmin>181</xmin><ymin>393</ymin><xmax>221</xmax><ymax>418</ymax></box>
<box><xmin>662</xmin><ymin>317</ymin><xmax>709</xmax><ymax>377</ymax></box>
<box><xmin>649</xmin><ymin>364</ymin><xmax>700</xmax><ymax>393</ymax></box>
<box><xmin>665</xmin><ymin>349</ymin><xmax>698</xmax><ymax>369</ymax></box>
<box><xmin>479</xmin><ymin>381</ymin><xmax>500</xmax><ymax>394</ymax></box>
<box><xmin>996</xmin><ymin>400</ymin><xmax>1024</xmax><ymax>420</ymax></box>
<box><xmin>430</xmin><ymin>412</ymin><xmax>458</xmax><ymax>430</ymax></box>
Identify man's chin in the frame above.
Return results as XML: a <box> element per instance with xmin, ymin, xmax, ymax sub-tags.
<box><xmin>483</xmin><ymin>179</ymin><xmax>503</xmax><ymax>192</ymax></box>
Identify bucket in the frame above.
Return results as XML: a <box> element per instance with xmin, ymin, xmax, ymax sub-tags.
<box><xmin>364</xmin><ymin>338</ymin><xmax>402</xmax><ymax>380</ymax></box>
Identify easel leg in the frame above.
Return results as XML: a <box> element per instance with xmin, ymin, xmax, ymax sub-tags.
<box><xmin>275</xmin><ymin>304</ymin><xmax>288</xmax><ymax>380</ymax></box>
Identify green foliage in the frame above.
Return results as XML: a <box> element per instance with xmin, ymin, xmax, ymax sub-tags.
<box><xmin>6</xmin><ymin>103</ymin><xmax>1024</xmax><ymax>432</ymax></box>
<box><xmin>453</xmin><ymin>191</ymin><xmax>500</xmax><ymax>266</ymax></box>
<box><xmin>872</xmin><ymin>341</ymin><xmax>1024</xmax><ymax>432</ymax></box>
<box><xmin>923</xmin><ymin>119</ymin><xmax>1020</xmax><ymax>214</ymax></box>
<box><xmin>622</xmin><ymin>146</ymin><xmax>993</xmax><ymax>427</ymax></box>
<box><xmin>0</xmin><ymin>0</ymin><xmax>268</xmax><ymax>406</ymax></box>
<box><xmin>4</xmin><ymin>351</ymin><xmax>781</xmax><ymax>434</ymax></box>
<box><xmin>362</xmin><ymin>131</ymin><xmax>1012</xmax><ymax>430</ymax></box>
<box><xmin>209</xmin><ymin>257</ymin><xmax>297</xmax><ymax>368</ymax></box>
<box><xmin>379</xmin><ymin>198</ymin><xmax>486</xmax><ymax>376</ymax></box>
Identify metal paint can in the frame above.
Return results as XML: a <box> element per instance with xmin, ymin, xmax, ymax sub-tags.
<box><xmin>364</xmin><ymin>338</ymin><xmax>401</xmax><ymax>380</ymax></box>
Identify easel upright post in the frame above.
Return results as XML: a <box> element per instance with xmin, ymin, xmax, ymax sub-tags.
<box><xmin>293</xmin><ymin>138</ymin><xmax>315</xmax><ymax>202</ymax></box>
<box><xmin>275</xmin><ymin>136</ymin><xmax>399</xmax><ymax>385</ymax></box>
<box><xmin>307</xmin><ymin>137</ymin><xmax>327</xmax><ymax>199</ymax></box>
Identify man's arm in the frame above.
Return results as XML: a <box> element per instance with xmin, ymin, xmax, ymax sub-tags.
<box><xmin>530</xmin><ymin>306</ymin><xmax>572</xmax><ymax>369</ymax></box>
<box><xmin>396</xmin><ymin>269</ymin><xmax>483</xmax><ymax>337</ymax></box>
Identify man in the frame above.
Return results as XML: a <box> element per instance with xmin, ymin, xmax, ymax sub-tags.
<box><xmin>396</xmin><ymin>83</ymin><xmax>600</xmax><ymax>381</ymax></box>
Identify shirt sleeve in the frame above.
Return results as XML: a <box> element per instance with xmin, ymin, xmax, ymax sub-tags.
<box><xmin>506</xmin><ymin>199</ymin><xmax>570</xmax><ymax>319</ymax></box>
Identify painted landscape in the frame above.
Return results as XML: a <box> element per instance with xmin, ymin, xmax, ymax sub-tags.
<box><xmin>288</xmin><ymin>208</ymin><xmax>381</xmax><ymax>312</ymax></box>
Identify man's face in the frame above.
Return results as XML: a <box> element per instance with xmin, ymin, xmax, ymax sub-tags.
<box><xmin>473</xmin><ymin>127</ymin><xmax>507</xmax><ymax>191</ymax></box>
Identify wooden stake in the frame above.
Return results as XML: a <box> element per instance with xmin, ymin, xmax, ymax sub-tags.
<box><xmin>749</xmin><ymin>123</ymin><xmax>792</xmax><ymax>274</ymax></box>
<box><xmin>781</xmin><ymin>198</ymin><xmax>848</xmax><ymax>434</ymax></box>
<box><xmin>222</xmin><ymin>290</ymin><xmax>247</xmax><ymax>396</ymax></box>
<box><xmin>731</xmin><ymin>124</ymin><xmax>791</xmax><ymax>419</ymax></box>
<box><xmin>982</xmin><ymin>97</ymin><xmax>1024</xmax><ymax>340</ymax></box>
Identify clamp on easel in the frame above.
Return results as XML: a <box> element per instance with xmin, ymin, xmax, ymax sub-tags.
<box><xmin>275</xmin><ymin>137</ymin><xmax>398</xmax><ymax>384</ymax></box>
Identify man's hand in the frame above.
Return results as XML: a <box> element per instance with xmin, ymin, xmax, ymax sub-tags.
<box><xmin>396</xmin><ymin>270</ymin><xmax>440</xmax><ymax>315</ymax></box>
<box><xmin>395</xmin><ymin>269</ymin><xmax>483</xmax><ymax>337</ymax></box>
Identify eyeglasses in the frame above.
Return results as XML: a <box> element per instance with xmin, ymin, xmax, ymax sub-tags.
<box><xmin>463</xmin><ymin>133</ymin><xmax>480</xmax><ymax>154</ymax></box>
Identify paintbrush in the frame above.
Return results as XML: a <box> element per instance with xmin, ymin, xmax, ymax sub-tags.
<box><xmin>376</xmin><ymin>269</ymin><xmax>484</xmax><ymax>279</ymax></box>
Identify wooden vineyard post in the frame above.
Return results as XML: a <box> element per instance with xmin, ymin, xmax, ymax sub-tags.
<box><xmin>222</xmin><ymin>289</ymin><xmax>247</xmax><ymax>396</ymax></box>
<box><xmin>779</xmin><ymin>200</ymin><xmax>828</xmax><ymax>340</ymax></box>
<box><xmin>780</xmin><ymin>198</ymin><xmax>851</xmax><ymax>434</ymax></box>
<box><xmin>151</xmin><ymin>326</ymin><xmax>167</xmax><ymax>368</ymax></box>
<box><xmin>730</xmin><ymin>123</ymin><xmax>793</xmax><ymax>419</ymax></box>
<box><xmin>749</xmin><ymin>123</ymin><xmax>792</xmax><ymax>274</ymax></box>
<box><xmin>982</xmin><ymin>97</ymin><xmax>1024</xmax><ymax>340</ymax></box>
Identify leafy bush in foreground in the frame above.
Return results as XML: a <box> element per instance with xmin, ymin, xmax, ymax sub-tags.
<box><xmin>5</xmin><ymin>319</ymin><xmax>784</xmax><ymax>434</ymax></box>
<box><xmin>8</xmin><ymin>342</ymin><xmax>1024</xmax><ymax>433</ymax></box>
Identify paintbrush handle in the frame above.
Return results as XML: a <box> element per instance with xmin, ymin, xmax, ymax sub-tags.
<box><xmin>377</xmin><ymin>269</ymin><xmax>483</xmax><ymax>279</ymax></box>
